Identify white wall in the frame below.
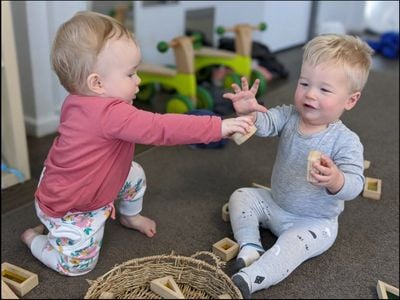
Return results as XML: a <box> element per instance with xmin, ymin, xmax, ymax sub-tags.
<box><xmin>315</xmin><ymin>1</ymin><xmax>366</xmax><ymax>35</ymax></box>
<box><xmin>12</xmin><ymin>1</ymin><xmax>87</xmax><ymax>137</ymax></box>
<box><xmin>134</xmin><ymin>1</ymin><xmax>312</xmax><ymax>65</ymax></box>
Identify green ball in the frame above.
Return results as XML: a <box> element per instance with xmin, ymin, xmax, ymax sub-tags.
<box><xmin>259</xmin><ymin>22</ymin><xmax>267</xmax><ymax>31</ymax></box>
<box><xmin>157</xmin><ymin>41</ymin><xmax>169</xmax><ymax>53</ymax></box>
<box><xmin>216</xmin><ymin>26</ymin><xmax>225</xmax><ymax>35</ymax></box>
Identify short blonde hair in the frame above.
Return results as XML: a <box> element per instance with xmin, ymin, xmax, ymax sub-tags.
<box><xmin>51</xmin><ymin>11</ymin><xmax>136</xmax><ymax>94</ymax></box>
<box><xmin>303</xmin><ymin>34</ymin><xmax>374</xmax><ymax>93</ymax></box>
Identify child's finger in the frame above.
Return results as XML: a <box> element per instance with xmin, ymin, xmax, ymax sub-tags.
<box><xmin>241</xmin><ymin>77</ymin><xmax>249</xmax><ymax>91</ymax></box>
<box><xmin>231</xmin><ymin>83</ymin><xmax>241</xmax><ymax>93</ymax></box>
<box><xmin>254</xmin><ymin>103</ymin><xmax>268</xmax><ymax>113</ymax></box>
<box><xmin>222</xmin><ymin>92</ymin><xmax>235</xmax><ymax>100</ymax></box>
<box><xmin>250</xmin><ymin>79</ymin><xmax>260</xmax><ymax>94</ymax></box>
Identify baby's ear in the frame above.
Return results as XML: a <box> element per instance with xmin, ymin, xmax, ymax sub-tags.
<box><xmin>344</xmin><ymin>91</ymin><xmax>361</xmax><ymax>111</ymax></box>
<box><xmin>87</xmin><ymin>73</ymin><xmax>104</xmax><ymax>94</ymax></box>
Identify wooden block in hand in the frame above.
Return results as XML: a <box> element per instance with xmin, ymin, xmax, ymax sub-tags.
<box><xmin>307</xmin><ymin>150</ymin><xmax>322</xmax><ymax>183</ymax></box>
<box><xmin>232</xmin><ymin>125</ymin><xmax>257</xmax><ymax>145</ymax></box>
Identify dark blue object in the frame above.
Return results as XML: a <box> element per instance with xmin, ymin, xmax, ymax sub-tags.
<box><xmin>186</xmin><ymin>109</ymin><xmax>228</xmax><ymax>149</ymax></box>
<box><xmin>366</xmin><ymin>32</ymin><xmax>399</xmax><ymax>59</ymax></box>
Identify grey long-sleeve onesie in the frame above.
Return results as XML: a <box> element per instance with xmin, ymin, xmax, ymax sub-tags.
<box><xmin>229</xmin><ymin>104</ymin><xmax>364</xmax><ymax>292</ymax></box>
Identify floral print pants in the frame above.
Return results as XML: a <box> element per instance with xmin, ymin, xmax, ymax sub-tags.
<box><xmin>31</xmin><ymin>161</ymin><xmax>146</xmax><ymax>276</ymax></box>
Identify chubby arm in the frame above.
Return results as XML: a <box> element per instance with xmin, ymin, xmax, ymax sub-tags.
<box><xmin>223</xmin><ymin>77</ymin><xmax>267</xmax><ymax>122</ymax></box>
<box><xmin>102</xmin><ymin>102</ymin><xmax>253</xmax><ymax>145</ymax></box>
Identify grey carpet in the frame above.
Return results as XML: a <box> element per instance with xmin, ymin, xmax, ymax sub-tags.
<box><xmin>2</xmin><ymin>68</ymin><xmax>398</xmax><ymax>299</ymax></box>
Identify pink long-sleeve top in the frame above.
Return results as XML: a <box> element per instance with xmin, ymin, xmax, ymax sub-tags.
<box><xmin>35</xmin><ymin>95</ymin><xmax>222</xmax><ymax>218</ymax></box>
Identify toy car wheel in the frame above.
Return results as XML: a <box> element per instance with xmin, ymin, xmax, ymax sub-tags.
<box><xmin>196</xmin><ymin>86</ymin><xmax>214</xmax><ymax>110</ymax></box>
<box><xmin>251</xmin><ymin>69</ymin><xmax>267</xmax><ymax>97</ymax></box>
<box><xmin>166</xmin><ymin>94</ymin><xmax>194</xmax><ymax>113</ymax></box>
<box><xmin>223</xmin><ymin>72</ymin><xmax>241</xmax><ymax>90</ymax></box>
<box><xmin>137</xmin><ymin>83</ymin><xmax>156</xmax><ymax>102</ymax></box>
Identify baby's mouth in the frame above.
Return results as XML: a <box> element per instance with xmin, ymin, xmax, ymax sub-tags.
<box><xmin>304</xmin><ymin>103</ymin><xmax>317</xmax><ymax>109</ymax></box>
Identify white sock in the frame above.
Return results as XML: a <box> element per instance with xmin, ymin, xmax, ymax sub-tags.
<box><xmin>236</xmin><ymin>243</ymin><xmax>265</xmax><ymax>268</ymax></box>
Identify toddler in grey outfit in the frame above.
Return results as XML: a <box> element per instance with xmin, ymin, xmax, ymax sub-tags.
<box><xmin>223</xmin><ymin>34</ymin><xmax>374</xmax><ymax>298</ymax></box>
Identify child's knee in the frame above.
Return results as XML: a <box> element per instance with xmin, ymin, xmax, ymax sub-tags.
<box><xmin>229</xmin><ymin>188</ymin><xmax>253</xmax><ymax>211</ymax></box>
<box><xmin>131</xmin><ymin>161</ymin><xmax>146</xmax><ymax>182</ymax></box>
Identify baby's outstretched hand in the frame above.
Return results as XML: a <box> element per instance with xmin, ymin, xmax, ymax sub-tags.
<box><xmin>221</xmin><ymin>116</ymin><xmax>254</xmax><ymax>138</ymax></box>
<box><xmin>223</xmin><ymin>77</ymin><xmax>267</xmax><ymax>120</ymax></box>
<box><xmin>310</xmin><ymin>155</ymin><xmax>345</xmax><ymax>194</ymax></box>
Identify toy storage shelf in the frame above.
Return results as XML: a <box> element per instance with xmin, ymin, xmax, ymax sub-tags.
<box><xmin>1</xmin><ymin>1</ymin><xmax>31</xmax><ymax>189</ymax></box>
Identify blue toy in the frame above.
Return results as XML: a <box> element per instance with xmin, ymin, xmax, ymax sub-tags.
<box><xmin>366</xmin><ymin>32</ymin><xmax>399</xmax><ymax>59</ymax></box>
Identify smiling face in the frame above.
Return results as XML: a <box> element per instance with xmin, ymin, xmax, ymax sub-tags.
<box><xmin>294</xmin><ymin>61</ymin><xmax>360</xmax><ymax>132</ymax></box>
<box><xmin>92</xmin><ymin>37</ymin><xmax>142</xmax><ymax>104</ymax></box>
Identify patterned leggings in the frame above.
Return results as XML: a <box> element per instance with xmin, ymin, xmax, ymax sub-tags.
<box><xmin>30</xmin><ymin>161</ymin><xmax>146</xmax><ymax>276</ymax></box>
<box><xmin>229</xmin><ymin>187</ymin><xmax>338</xmax><ymax>293</ymax></box>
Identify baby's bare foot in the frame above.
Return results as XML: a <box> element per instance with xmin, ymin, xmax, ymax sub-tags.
<box><xmin>21</xmin><ymin>224</ymin><xmax>45</xmax><ymax>248</ymax></box>
<box><xmin>120</xmin><ymin>214</ymin><xmax>156</xmax><ymax>237</ymax></box>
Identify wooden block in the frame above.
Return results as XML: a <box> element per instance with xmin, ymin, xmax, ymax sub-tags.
<box><xmin>212</xmin><ymin>237</ymin><xmax>239</xmax><ymax>262</ymax></box>
<box><xmin>377</xmin><ymin>280</ymin><xmax>399</xmax><ymax>299</ymax></box>
<box><xmin>218</xmin><ymin>293</ymin><xmax>232</xmax><ymax>299</ymax></box>
<box><xmin>363</xmin><ymin>160</ymin><xmax>370</xmax><ymax>170</ymax></box>
<box><xmin>1</xmin><ymin>263</ymin><xmax>38</xmax><ymax>297</ymax></box>
<box><xmin>307</xmin><ymin>150</ymin><xmax>322</xmax><ymax>182</ymax></box>
<box><xmin>363</xmin><ymin>177</ymin><xmax>382</xmax><ymax>200</ymax></box>
<box><xmin>99</xmin><ymin>291</ymin><xmax>114</xmax><ymax>299</ymax></box>
<box><xmin>222</xmin><ymin>202</ymin><xmax>230</xmax><ymax>222</ymax></box>
<box><xmin>150</xmin><ymin>276</ymin><xmax>184</xmax><ymax>299</ymax></box>
<box><xmin>1</xmin><ymin>280</ymin><xmax>18</xmax><ymax>299</ymax></box>
<box><xmin>252</xmin><ymin>182</ymin><xmax>271</xmax><ymax>190</ymax></box>
<box><xmin>232</xmin><ymin>125</ymin><xmax>257</xmax><ymax>145</ymax></box>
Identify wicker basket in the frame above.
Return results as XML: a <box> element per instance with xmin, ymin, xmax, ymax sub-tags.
<box><xmin>84</xmin><ymin>251</ymin><xmax>243</xmax><ymax>299</ymax></box>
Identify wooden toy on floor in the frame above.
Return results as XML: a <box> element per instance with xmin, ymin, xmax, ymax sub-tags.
<box><xmin>222</xmin><ymin>202</ymin><xmax>230</xmax><ymax>222</ymax></box>
<box><xmin>232</xmin><ymin>125</ymin><xmax>257</xmax><ymax>145</ymax></box>
<box><xmin>2</xmin><ymin>280</ymin><xmax>18</xmax><ymax>299</ymax></box>
<box><xmin>212</xmin><ymin>237</ymin><xmax>239</xmax><ymax>262</ymax></box>
<box><xmin>252</xmin><ymin>182</ymin><xmax>271</xmax><ymax>190</ymax></box>
<box><xmin>363</xmin><ymin>177</ymin><xmax>382</xmax><ymax>200</ymax></box>
<box><xmin>307</xmin><ymin>150</ymin><xmax>322</xmax><ymax>183</ymax></box>
<box><xmin>363</xmin><ymin>160</ymin><xmax>371</xmax><ymax>170</ymax></box>
<box><xmin>376</xmin><ymin>280</ymin><xmax>399</xmax><ymax>299</ymax></box>
<box><xmin>1</xmin><ymin>263</ymin><xmax>38</xmax><ymax>297</ymax></box>
<box><xmin>150</xmin><ymin>276</ymin><xmax>185</xmax><ymax>299</ymax></box>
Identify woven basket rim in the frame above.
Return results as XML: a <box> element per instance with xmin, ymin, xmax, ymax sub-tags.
<box><xmin>84</xmin><ymin>251</ymin><xmax>243</xmax><ymax>299</ymax></box>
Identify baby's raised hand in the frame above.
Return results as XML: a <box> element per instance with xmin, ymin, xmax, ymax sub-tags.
<box><xmin>221</xmin><ymin>116</ymin><xmax>254</xmax><ymax>138</ymax></box>
<box><xmin>223</xmin><ymin>77</ymin><xmax>267</xmax><ymax>120</ymax></box>
<box><xmin>310</xmin><ymin>155</ymin><xmax>345</xmax><ymax>194</ymax></box>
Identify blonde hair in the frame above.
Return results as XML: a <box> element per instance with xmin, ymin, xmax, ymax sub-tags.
<box><xmin>51</xmin><ymin>11</ymin><xmax>136</xmax><ymax>94</ymax></box>
<box><xmin>303</xmin><ymin>34</ymin><xmax>374</xmax><ymax>93</ymax></box>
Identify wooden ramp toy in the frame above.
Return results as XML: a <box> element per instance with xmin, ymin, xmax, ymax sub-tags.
<box><xmin>1</xmin><ymin>263</ymin><xmax>38</xmax><ymax>297</ymax></box>
<box><xmin>1</xmin><ymin>280</ymin><xmax>18</xmax><ymax>299</ymax></box>
<box><xmin>376</xmin><ymin>280</ymin><xmax>399</xmax><ymax>299</ymax></box>
<box><xmin>150</xmin><ymin>276</ymin><xmax>185</xmax><ymax>299</ymax></box>
<box><xmin>232</xmin><ymin>125</ymin><xmax>257</xmax><ymax>145</ymax></box>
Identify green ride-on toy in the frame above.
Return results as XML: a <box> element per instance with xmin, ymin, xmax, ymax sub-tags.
<box><xmin>137</xmin><ymin>35</ymin><xmax>214</xmax><ymax>114</ymax></box>
<box><xmin>194</xmin><ymin>23</ymin><xmax>268</xmax><ymax>97</ymax></box>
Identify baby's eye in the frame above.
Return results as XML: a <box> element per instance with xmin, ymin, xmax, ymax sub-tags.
<box><xmin>128</xmin><ymin>72</ymin><xmax>136</xmax><ymax>78</ymax></box>
<box><xmin>299</xmin><ymin>82</ymin><xmax>308</xmax><ymax>87</ymax></box>
<box><xmin>321</xmin><ymin>88</ymin><xmax>331</xmax><ymax>93</ymax></box>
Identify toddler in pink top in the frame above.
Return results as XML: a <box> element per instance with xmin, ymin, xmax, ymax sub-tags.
<box><xmin>21</xmin><ymin>11</ymin><xmax>258</xmax><ymax>276</ymax></box>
